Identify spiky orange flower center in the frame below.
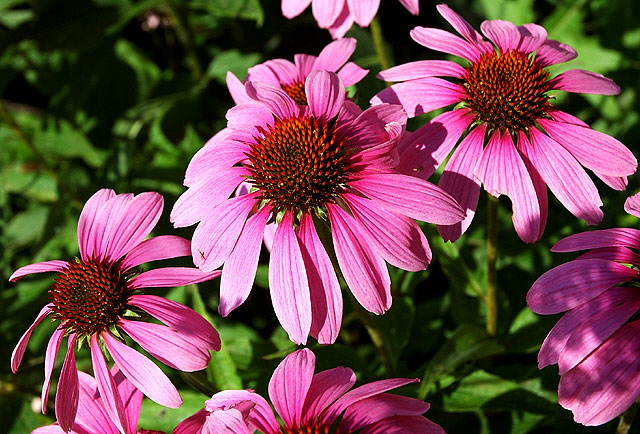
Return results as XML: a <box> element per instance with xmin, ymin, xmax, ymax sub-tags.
<box><xmin>49</xmin><ymin>259</ymin><xmax>129</xmax><ymax>337</ymax></box>
<box><xmin>247</xmin><ymin>116</ymin><xmax>349</xmax><ymax>214</ymax></box>
<box><xmin>463</xmin><ymin>49</ymin><xmax>553</xmax><ymax>132</ymax></box>
<box><xmin>279</xmin><ymin>423</ymin><xmax>348</xmax><ymax>434</ymax></box>
<box><xmin>282</xmin><ymin>81</ymin><xmax>308</xmax><ymax>105</ymax></box>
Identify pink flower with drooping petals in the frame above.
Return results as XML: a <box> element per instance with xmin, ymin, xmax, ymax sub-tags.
<box><xmin>372</xmin><ymin>3</ymin><xmax>637</xmax><ymax>243</ymax></box>
<box><xmin>526</xmin><ymin>192</ymin><xmax>640</xmax><ymax>425</ymax></box>
<box><xmin>226</xmin><ymin>38</ymin><xmax>368</xmax><ymax>106</ymax></box>
<box><xmin>10</xmin><ymin>189</ymin><xmax>221</xmax><ymax>434</ymax></box>
<box><xmin>171</xmin><ymin>70</ymin><xmax>465</xmax><ymax>345</ymax></box>
<box><xmin>281</xmin><ymin>0</ymin><xmax>420</xmax><ymax>39</ymax></box>
<box><xmin>32</xmin><ymin>368</ymin><xmax>165</xmax><ymax>434</ymax></box>
<box><xmin>174</xmin><ymin>348</ymin><xmax>444</xmax><ymax>434</ymax></box>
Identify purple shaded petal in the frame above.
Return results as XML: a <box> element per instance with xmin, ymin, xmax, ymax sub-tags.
<box><xmin>75</xmin><ymin>370</ymin><xmax>119</xmax><ymax>434</ymax></box>
<box><xmin>327</xmin><ymin>5</ymin><xmax>354</xmax><ymax>39</ymax></box>
<box><xmin>410</xmin><ymin>26</ymin><xmax>484</xmax><ymax>62</ymax></box>
<box><xmin>549</xmin><ymin>69</ymin><xmax>620</xmax><ymax>95</ymax></box>
<box><xmin>342</xmin><ymin>394</ymin><xmax>430</xmax><ymax>432</ymax></box>
<box><xmin>269</xmin><ymin>212</ymin><xmax>312</xmax><ymax>345</ymax></box>
<box><xmin>327</xmin><ymin>203</ymin><xmax>390</xmax><ymax>315</ymax></box>
<box><xmin>269</xmin><ymin>348</ymin><xmax>315</xmax><ymax>428</ymax></box>
<box><xmin>78</xmin><ymin>189</ymin><xmax>116</xmax><ymax>260</ymax></box>
<box><xmin>102</xmin><ymin>331</ymin><xmax>182</xmax><ymax>408</ymax></box>
<box><xmin>42</xmin><ymin>327</ymin><xmax>64</xmax><ymax>412</ymax></box>
<box><xmin>9</xmin><ymin>260</ymin><xmax>69</xmax><ymax>282</ymax></box>
<box><xmin>315</xmin><ymin>37</ymin><xmax>356</xmax><ymax>71</ymax></box>
<box><xmin>535</xmin><ymin>39</ymin><xmax>577</xmax><ymax>67</ymax></box>
<box><xmin>378</xmin><ymin>60</ymin><xmax>466</xmax><ymax>81</ymax></box>
<box><xmin>349</xmin><ymin>172</ymin><xmax>465</xmax><ymax>225</ymax></box>
<box><xmin>516</xmin><ymin>23</ymin><xmax>547</xmax><ymax>53</ymax></box>
<box><xmin>281</xmin><ymin>0</ymin><xmax>311</xmax><ymax>18</ymax></box>
<box><xmin>244</xmin><ymin>392</ymin><xmax>280</xmax><ymax>434</ymax></box>
<box><xmin>551</xmin><ymin>228</ymin><xmax>640</xmax><ymax>252</ymax></box>
<box><xmin>361</xmin><ymin>415</ymin><xmax>445</xmax><ymax>434</ymax></box>
<box><xmin>595</xmin><ymin>173</ymin><xmax>627</xmax><ymax>191</ymax></box>
<box><xmin>347</xmin><ymin>0</ymin><xmax>379</xmax><ymax>26</ymax></box>
<box><xmin>371</xmin><ymin>77</ymin><xmax>465</xmax><ymax>117</ymax></box>
<box><xmin>220</xmin><ymin>206</ymin><xmax>271</xmax><ymax>316</ymax></box>
<box><xmin>245</xmin><ymin>82</ymin><xmax>298</xmax><ymax>120</ymax></box>
<box><xmin>625</xmin><ymin>193</ymin><xmax>640</xmax><ymax>218</ymax></box>
<box><xmin>11</xmin><ymin>304</ymin><xmax>52</xmax><ymax>373</ymax></box>
<box><xmin>578</xmin><ymin>246</ymin><xmax>640</xmax><ymax>266</ymax></box>
<box><xmin>527</xmin><ymin>258</ymin><xmax>638</xmax><ymax>315</ymax></box>
<box><xmin>55</xmin><ymin>336</ymin><xmax>79</xmax><ymax>433</ymax></box>
<box><xmin>173</xmin><ymin>409</ymin><xmax>208</xmax><ymax>434</ymax></box>
<box><xmin>337</xmin><ymin>62</ymin><xmax>368</xmax><ymax>86</ymax></box>
<box><xmin>112</xmin><ymin>366</ymin><xmax>143</xmax><ymax>434</ymax></box>
<box><xmin>311</xmin><ymin>0</ymin><xmax>343</xmax><ymax>28</ymax></box>
<box><xmin>306</xmin><ymin>70</ymin><xmax>345</xmax><ymax>120</ymax></box>
<box><xmin>121</xmin><ymin>235</ymin><xmax>190</xmax><ymax>271</ymax></box>
<box><xmin>302</xmin><ymin>367</ymin><xmax>356</xmax><ymax>424</ymax></box>
<box><xmin>480</xmin><ymin>19</ymin><xmax>521</xmax><ymax>51</ymax></box>
<box><xmin>129</xmin><ymin>267</ymin><xmax>221</xmax><ymax>289</ymax></box>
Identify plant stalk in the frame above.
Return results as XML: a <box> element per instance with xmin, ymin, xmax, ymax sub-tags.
<box><xmin>486</xmin><ymin>194</ymin><xmax>498</xmax><ymax>337</ymax></box>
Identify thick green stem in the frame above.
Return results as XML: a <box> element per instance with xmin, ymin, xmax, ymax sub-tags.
<box><xmin>369</xmin><ymin>16</ymin><xmax>392</xmax><ymax>71</ymax></box>
<box><xmin>617</xmin><ymin>400</ymin><xmax>640</xmax><ymax>434</ymax></box>
<box><xmin>486</xmin><ymin>194</ymin><xmax>499</xmax><ymax>337</ymax></box>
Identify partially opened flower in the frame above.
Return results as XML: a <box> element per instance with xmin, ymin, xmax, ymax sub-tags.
<box><xmin>174</xmin><ymin>348</ymin><xmax>444</xmax><ymax>434</ymax></box>
<box><xmin>226</xmin><ymin>38</ymin><xmax>368</xmax><ymax>105</ymax></box>
<box><xmin>372</xmin><ymin>3</ymin><xmax>637</xmax><ymax>243</ymax></box>
<box><xmin>281</xmin><ymin>0</ymin><xmax>420</xmax><ymax>39</ymax></box>
<box><xmin>10</xmin><ymin>189</ymin><xmax>221</xmax><ymax>433</ymax></box>
<box><xmin>526</xmin><ymin>192</ymin><xmax>640</xmax><ymax>425</ymax></box>
<box><xmin>171</xmin><ymin>70</ymin><xmax>464</xmax><ymax>345</ymax></box>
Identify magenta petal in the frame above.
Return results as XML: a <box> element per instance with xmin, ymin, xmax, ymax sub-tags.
<box><xmin>245</xmin><ymin>82</ymin><xmax>298</xmax><ymax>119</ymax></box>
<box><xmin>535</xmin><ymin>39</ymin><xmax>577</xmax><ymax>67</ymax></box>
<box><xmin>551</xmin><ymin>228</ymin><xmax>640</xmax><ymax>252</ymax></box>
<box><xmin>75</xmin><ymin>370</ymin><xmax>119</xmax><ymax>434</ymax></box>
<box><xmin>337</xmin><ymin>61</ymin><xmax>369</xmax><ymax>87</ymax></box>
<box><xmin>578</xmin><ymin>246</ymin><xmax>640</xmax><ymax>266</ymax></box>
<box><xmin>347</xmin><ymin>0</ymin><xmax>379</xmax><ymax>26</ymax></box>
<box><xmin>173</xmin><ymin>409</ymin><xmax>209</xmax><ymax>434</ymax></box>
<box><xmin>378</xmin><ymin>60</ymin><xmax>466</xmax><ymax>81</ymax></box>
<box><xmin>549</xmin><ymin>69</ymin><xmax>620</xmax><ymax>95</ymax></box>
<box><xmin>527</xmin><ymin>258</ymin><xmax>638</xmax><ymax>314</ymax></box>
<box><xmin>55</xmin><ymin>336</ymin><xmax>79</xmax><ymax>433</ymax></box>
<box><xmin>625</xmin><ymin>193</ymin><xmax>640</xmax><ymax>218</ymax></box>
<box><xmin>311</xmin><ymin>0</ymin><xmax>343</xmax><ymax>28</ymax></box>
<box><xmin>11</xmin><ymin>304</ymin><xmax>52</xmax><ymax>373</ymax></box>
<box><xmin>315</xmin><ymin>37</ymin><xmax>356</xmax><ymax>72</ymax></box>
<box><xmin>342</xmin><ymin>394</ymin><xmax>430</xmax><ymax>432</ymax></box>
<box><xmin>129</xmin><ymin>267</ymin><xmax>221</xmax><ymax>289</ymax></box>
<box><xmin>121</xmin><ymin>235</ymin><xmax>191</xmax><ymax>270</ymax></box>
<box><xmin>206</xmin><ymin>409</ymin><xmax>253</xmax><ymax>434</ymax></box>
<box><xmin>102</xmin><ymin>332</ymin><xmax>182</xmax><ymax>408</ymax></box>
<box><xmin>302</xmin><ymin>367</ymin><xmax>356</xmax><ymax>424</ymax></box>
<box><xmin>361</xmin><ymin>415</ymin><xmax>445</xmax><ymax>434</ymax></box>
<box><xmin>306</xmin><ymin>70</ymin><xmax>345</xmax><ymax>120</ymax></box>
<box><xmin>9</xmin><ymin>260</ymin><xmax>69</xmax><ymax>282</ymax></box>
<box><xmin>77</xmin><ymin>189</ymin><xmax>116</xmax><ymax>259</ymax></box>
<box><xmin>436</xmin><ymin>4</ymin><xmax>487</xmax><ymax>47</ymax></box>
<box><xmin>371</xmin><ymin>77</ymin><xmax>465</xmax><ymax>117</ymax></box>
<box><xmin>42</xmin><ymin>327</ymin><xmax>64</xmax><ymax>412</ymax></box>
<box><xmin>281</xmin><ymin>0</ymin><xmax>312</xmax><ymax>18</ymax></box>
<box><xmin>410</xmin><ymin>26</ymin><xmax>484</xmax><ymax>62</ymax></box>
<box><xmin>111</xmin><ymin>366</ymin><xmax>143</xmax><ymax>434</ymax></box>
<box><xmin>480</xmin><ymin>19</ymin><xmax>521</xmax><ymax>52</ymax></box>
<box><xmin>269</xmin><ymin>212</ymin><xmax>312</xmax><ymax>345</ymax></box>
<box><xmin>269</xmin><ymin>348</ymin><xmax>315</xmax><ymax>428</ymax></box>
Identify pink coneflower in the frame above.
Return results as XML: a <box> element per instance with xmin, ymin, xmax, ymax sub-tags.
<box><xmin>10</xmin><ymin>189</ymin><xmax>221</xmax><ymax>433</ymax></box>
<box><xmin>226</xmin><ymin>38</ymin><xmax>368</xmax><ymax>106</ymax></box>
<box><xmin>526</xmin><ymin>192</ymin><xmax>640</xmax><ymax>425</ymax></box>
<box><xmin>174</xmin><ymin>348</ymin><xmax>444</xmax><ymax>434</ymax></box>
<box><xmin>372</xmin><ymin>3</ymin><xmax>637</xmax><ymax>243</ymax></box>
<box><xmin>33</xmin><ymin>367</ymin><xmax>165</xmax><ymax>434</ymax></box>
<box><xmin>171</xmin><ymin>70</ymin><xmax>464</xmax><ymax>345</ymax></box>
<box><xmin>281</xmin><ymin>0</ymin><xmax>419</xmax><ymax>39</ymax></box>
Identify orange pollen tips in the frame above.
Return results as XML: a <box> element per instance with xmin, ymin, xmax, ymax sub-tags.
<box><xmin>463</xmin><ymin>49</ymin><xmax>553</xmax><ymax>132</ymax></box>
<box><xmin>281</xmin><ymin>81</ymin><xmax>308</xmax><ymax>105</ymax></box>
<box><xmin>49</xmin><ymin>259</ymin><xmax>129</xmax><ymax>337</ymax></box>
<box><xmin>247</xmin><ymin>116</ymin><xmax>349</xmax><ymax>214</ymax></box>
<box><xmin>279</xmin><ymin>423</ymin><xmax>347</xmax><ymax>434</ymax></box>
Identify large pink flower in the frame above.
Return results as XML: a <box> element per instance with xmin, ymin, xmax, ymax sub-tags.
<box><xmin>526</xmin><ymin>193</ymin><xmax>640</xmax><ymax>425</ymax></box>
<box><xmin>171</xmin><ymin>70</ymin><xmax>464</xmax><ymax>345</ymax></box>
<box><xmin>174</xmin><ymin>348</ymin><xmax>444</xmax><ymax>434</ymax></box>
<box><xmin>372</xmin><ymin>3</ymin><xmax>637</xmax><ymax>243</ymax></box>
<box><xmin>281</xmin><ymin>0</ymin><xmax>419</xmax><ymax>39</ymax></box>
<box><xmin>10</xmin><ymin>189</ymin><xmax>221</xmax><ymax>433</ymax></box>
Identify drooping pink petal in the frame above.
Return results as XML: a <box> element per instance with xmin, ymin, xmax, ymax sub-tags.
<box><xmin>9</xmin><ymin>260</ymin><xmax>69</xmax><ymax>282</ymax></box>
<box><xmin>551</xmin><ymin>228</ymin><xmax>640</xmax><ymax>252</ymax></box>
<box><xmin>129</xmin><ymin>267</ymin><xmax>221</xmax><ymax>289</ymax></box>
<box><xmin>173</xmin><ymin>409</ymin><xmax>209</xmax><ymax>434</ymax></box>
<box><xmin>378</xmin><ymin>60</ymin><xmax>466</xmax><ymax>81</ymax></box>
<box><xmin>410</xmin><ymin>26</ymin><xmax>485</xmax><ymax>62</ymax></box>
<box><xmin>121</xmin><ymin>235</ymin><xmax>191</xmax><ymax>271</ymax></box>
<box><xmin>535</xmin><ymin>39</ymin><xmax>577</xmax><ymax>67</ymax></box>
<box><xmin>75</xmin><ymin>370</ymin><xmax>120</xmax><ymax>434</ymax></box>
<box><xmin>371</xmin><ymin>77</ymin><xmax>465</xmax><ymax>117</ymax></box>
<box><xmin>625</xmin><ymin>193</ymin><xmax>640</xmax><ymax>218</ymax></box>
<box><xmin>518</xmin><ymin>137</ymin><xmax>548</xmax><ymax>242</ymax></box>
<box><xmin>77</xmin><ymin>188</ymin><xmax>116</xmax><ymax>260</ymax></box>
<box><xmin>549</xmin><ymin>69</ymin><xmax>620</xmax><ymax>95</ymax></box>
<box><xmin>311</xmin><ymin>0</ymin><xmax>343</xmax><ymax>28</ymax></box>
<box><xmin>595</xmin><ymin>173</ymin><xmax>627</xmax><ymax>191</ymax></box>
<box><xmin>347</xmin><ymin>0</ymin><xmax>379</xmax><ymax>26</ymax></box>
<box><xmin>55</xmin><ymin>335</ymin><xmax>79</xmax><ymax>433</ymax></box>
<box><xmin>219</xmin><ymin>206</ymin><xmax>271</xmax><ymax>316</ymax></box>
<box><xmin>112</xmin><ymin>366</ymin><xmax>143</xmax><ymax>434</ymax></box>
<box><xmin>360</xmin><ymin>415</ymin><xmax>445</xmax><ymax>434</ymax></box>
<box><xmin>102</xmin><ymin>331</ymin><xmax>182</xmax><ymax>408</ymax></box>
<box><xmin>527</xmin><ymin>258</ymin><xmax>638</xmax><ymax>314</ymax></box>
<box><xmin>281</xmin><ymin>0</ymin><xmax>312</xmax><ymax>18</ymax></box>
<box><xmin>315</xmin><ymin>37</ymin><xmax>356</xmax><ymax>71</ymax></box>
<box><xmin>480</xmin><ymin>19</ymin><xmax>521</xmax><ymax>52</ymax></box>
<box><xmin>306</xmin><ymin>70</ymin><xmax>345</xmax><ymax>120</ymax></box>
<box><xmin>327</xmin><ymin>203</ymin><xmax>391</xmax><ymax>315</ymax></box>
<box><xmin>11</xmin><ymin>304</ymin><xmax>53</xmax><ymax>373</ymax></box>
<box><xmin>269</xmin><ymin>348</ymin><xmax>315</xmax><ymax>428</ymax></box>
<box><xmin>226</xmin><ymin>71</ymin><xmax>252</xmax><ymax>104</ymax></box>
<box><xmin>346</xmin><ymin>103</ymin><xmax>406</xmax><ymax>148</ymax></box>
<box><xmin>302</xmin><ymin>367</ymin><xmax>356</xmax><ymax>424</ymax></box>
<box><xmin>41</xmin><ymin>327</ymin><xmax>64</xmax><ymax>412</ymax></box>
<box><xmin>341</xmin><ymin>394</ymin><xmax>430</xmax><ymax>432</ymax></box>
<box><xmin>269</xmin><ymin>212</ymin><xmax>312</xmax><ymax>345</ymax></box>
<box><xmin>244</xmin><ymin>392</ymin><xmax>280</xmax><ymax>434</ymax></box>
<box><xmin>337</xmin><ymin>61</ymin><xmax>369</xmax><ymax>86</ymax></box>
<box><xmin>297</xmin><ymin>213</ymin><xmax>342</xmax><ymax>345</ymax></box>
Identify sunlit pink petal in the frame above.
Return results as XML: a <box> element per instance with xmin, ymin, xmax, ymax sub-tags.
<box><xmin>269</xmin><ymin>348</ymin><xmax>315</xmax><ymax>428</ymax></box>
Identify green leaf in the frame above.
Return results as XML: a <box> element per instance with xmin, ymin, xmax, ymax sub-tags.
<box><xmin>138</xmin><ymin>390</ymin><xmax>206</xmax><ymax>433</ymax></box>
<box><xmin>206</xmin><ymin>49</ymin><xmax>261</xmax><ymax>84</ymax></box>
<box><xmin>0</xmin><ymin>163</ymin><xmax>58</xmax><ymax>202</ymax></box>
<box><xmin>5</xmin><ymin>205</ymin><xmax>49</xmax><ymax>250</ymax></box>
<box><xmin>478</xmin><ymin>0</ymin><xmax>536</xmax><ymax>23</ymax></box>
<box><xmin>191</xmin><ymin>0</ymin><xmax>264</xmax><ymax>25</ymax></box>
<box><xmin>34</xmin><ymin>119</ymin><xmax>106</xmax><ymax>167</ymax></box>
<box><xmin>371</xmin><ymin>295</ymin><xmax>415</xmax><ymax>373</ymax></box>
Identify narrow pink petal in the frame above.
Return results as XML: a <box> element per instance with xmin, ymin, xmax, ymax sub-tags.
<box><xmin>129</xmin><ymin>267</ymin><xmax>221</xmax><ymax>289</ymax></box>
<box><xmin>244</xmin><ymin>392</ymin><xmax>280</xmax><ymax>434</ymax></box>
<box><xmin>342</xmin><ymin>394</ymin><xmax>430</xmax><ymax>432</ymax></box>
<box><xmin>378</xmin><ymin>60</ymin><xmax>466</xmax><ymax>81</ymax></box>
<box><xmin>11</xmin><ymin>304</ymin><xmax>52</xmax><ymax>373</ymax></box>
<box><xmin>297</xmin><ymin>213</ymin><xmax>342</xmax><ymax>345</ymax></box>
<box><xmin>516</xmin><ymin>23</ymin><xmax>547</xmax><ymax>53</ymax></box>
<box><xmin>293</xmin><ymin>54</ymin><xmax>315</xmax><ymax>79</ymax></box>
<box><xmin>519</xmin><ymin>139</ymin><xmax>548</xmax><ymax>243</ymax></box>
<box><xmin>347</xmin><ymin>0</ymin><xmax>379</xmax><ymax>26</ymax></box>
<box><xmin>245</xmin><ymin>82</ymin><xmax>298</xmax><ymax>120</ymax></box>
<box><xmin>349</xmin><ymin>172</ymin><xmax>465</xmax><ymax>225</ymax></box>
<box><xmin>410</xmin><ymin>26</ymin><xmax>485</xmax><ymax>62</ymax></box>
<box><xmin>75</xmin><ymin>370</ymin><xmax>119</xmax><ymax>434</ymax></box>
<box><xmin>437</xmin><ymin>124</ymin><xmax>485</xmax><ymax>242</ymax></box>
<box><xmin>121</xmin><ymin>235</ymin><xmax>190</xmax><ymax>270</ymax></box>
<box><xmin>315</xmin><ymin>37</ymin><xmax>356</xmax><ymax>71</ymax></box>
<box><xmin>327</xmin><ymin>204</ymin><xmax>391</xmax><ymax>315</ymax></box>
<box><xmin>173</xmin><ymin>409</ymin><xmax>208</xmax><ymax>434</ymax></box>
<box><xmin>559</xmin><ymin>321</ymin><xmax>640</xmax><ymax>426</ymax></box>
<box><xmin>327</xmin><ymin>4</ymin><xmax>354</xmax><ymax>39</ymax></box>
<box><xmin>129</xmin><ymin>294</ymin><xmax>220</xmax><ymax>350</ymax></box>
<box><xmin>41</xmin><ymin>327</ymin><xmax>64</xmax><ymax>412</ymax></box>
<box><xmin>119</xmin><ymin>319</ymin><xmax>210</xmax><ymax>371</ymax></box>
<box><xmin>31</xmin><ymin>426</ymin><xmax>66</xmax><ymax>434</ymax></box>
<box><xmin>302</xmin><ymin>367</ymin><xmax>356</xmax><ymax>424</ymax></box>
<box><xmin>521</xmin><ymin>129</ymin><xmax>603</xmax><ymax>225</ymax></box>
<box><xmin>281</xmin><ymin>0</ymin><xmax>312</xmax><ymax>18</ymax></box>
<box><xmin>549</xmin><ymin>69</ymin><xmax>620</xmax><ymax>95</ymax></box>
<box><xmin>9</xmin><ymin>260</ymin><xmax>69</xmax><ymax>282</ymax></box>
<box><xmin>535</xmin><ymin>39</ymin><xmax>577</xmax><ymax>66</ymax></box>
<box><xmin>55</xmin><ymin>336</ymin><xmax>79</xmax><ymax>433</ymax></box>
<box><xmin>311</xmin><ymin>0</ymin><xmax>343</xmax><ymax>28</ymax></box>
<box><xmin>77</xmin><ymin>189</ymin><xmax>116</xmax><ymax>259</ymax></box>
<box><xmin>526</xmin><ymin>258</ymin><xmax>638</xmax><ymax>314</ymax></box>
<box><xmin>269</xmin><ymin>212</ymin><xmax>312</xmax><ymax>345</ymax></box>
<box><xmin>191</xmin><ymin>192</ymin><xmax>259</xmax><ymax>271</ymax></box>
<box><xmin>219</xmin><ymin>206</ymin><xmax>271</xmax><ymax>316</ymax></box>
<box><xmin>625</xmin><ymin>193</ymin><xmax>640</xmax><ymax>218</ymax></box>
<box><xmin>226</xmin><ymin>71</ymin><xmax>251</xmax><ymax>104</ymax></box>
<box><xmin>306</xmin><ymin>70</ymin><xmax>345</xmax><ymax>120</ymax></box>
<box><xmin>578</xmin><ymin>246</ymin><xmax>640</xmax><ymax>266</ymax></box>
<box><xmin>596</xmin><ymin>173</ymin><xmax>627</xmax><ymax>191</ymax></box>
<box><xmin>343</xmin><ymin>192</ymin><xmax>431</xmax><ymax>271</ymax></box>
<box><xmin>102</xmin><ymin>332</ymin><xmax>182</xmax><ymax>408</ymax></box>
<box><xmin>436</xmin><ymin>4</ymin><xmax>487</xmax><ymax>47</ymax></box>
<box><xmin>398</xmin><ymin>0</ymin><xmax>419</xmax><ymax>14</ymax></box>
<box><xmin>112</xmin><ymin>366</ymin><xmax>143</xmax><ymax>434</ymax></box>
<box><xmin>269</xmin><ymin>348</ymin><xmax>315</xmax><ymax>428</ymax></box>
<box><xmin>337</xmin><ymin>61</ymin><xmax>368</xmax><ymax>86</ymax></box>
<box><xmin>361</xmin><ymin>415</ymin><xmax>445</xmax><ymax>434</ymax></box>
<box><xmin>371</xmin><ymin>78</ymin><xmax>465</xmax><ymax>117</ymax></box>
<box><xmin>480</xmin><ymin>20</ymin><xmax>521</xmax><ymax>51</ymax></box>
<box><xmin>551</xmin><ymin>228</ymin><xmax>640</xmax><ymax>252</ymax></box>
<box><xmin>540</xmin><ymin>113</ymin><xmax>636</xmax><ymax>177</ymax></box>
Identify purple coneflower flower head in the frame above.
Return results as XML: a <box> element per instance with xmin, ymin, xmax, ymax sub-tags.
<box><xmin>171</xmin><ymin>70</ymin><xmax>465</xmax><ymax>346</ymax></box>
<box><xmin>226</xmin><ymin>38</ymin><xmax>368</xmax><ymax>105</ymax></box>
<box><xmin>32</xmin><ymin>367</ymin><xmax>165</xmax><ymax>434</ymax></box>
<box><xmin>526</xmin><ymin>192</ymin><xmax>640</xmax><ymax>425</ymax></box>
<box><xmin>372</xmin><ymin>3</ymin><xmax>637</xmax><ymax>243</ymax></box>
<box><xmin>281</xmin><ymin>0</ymin><xmax>419</xmax><ymax>39</ymax></box>
<box><xmin>173</xmin><ymin>348</ymin><xmax>444</xmax><ymax>434</ymax></box>
<box><xmin>10</xmin><ymin>189</ymin><xmax>221</xmax><ymax>433</ymax></box>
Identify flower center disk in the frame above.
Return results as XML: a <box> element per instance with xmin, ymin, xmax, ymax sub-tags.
<box><xmin>279</xmin><ymin>423</ymin><xmax>348</xmax><ymax>434</ymax></box>
<box><xmin>247</xmin><ymin>116</ymin><xmax>348</xmax><ymax>214</ymax></box>
<box><xmin>282</xmin><ymin>81</ymin><xmax>308</xmax><ymax>105</ymax></box>
<box><xmin>49</xmin><ymin>259</ymin><xmax>129</xmax><ymax>337</ymax></box>
<box><xmin>463</xmin><ymin>49</ymin><xmax>553</xmax><ymax>132</ymax></box>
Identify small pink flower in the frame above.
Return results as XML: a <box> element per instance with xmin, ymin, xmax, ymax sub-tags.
<box><xmin>281</xmin><ymin>0</ymin><xmax>420</xmax><ymax>39</ymax></box>
<box><xmin>372</xmin><ymin>3</ymin><xmax>637</xmax><ymax>243</ymax></box>
<box><xmin>527</xmin><ymin>192</ymin><xmax>640</xmax><ymax>425</ymax></box>
<box><xmin>171</xmin><ymin>70</ymin><xmax>464</xmax><ymax>346</ymax></box>
<box><xmin>174</xmin><ymin>348</ymin><xmax>444</xmax><ymax>434</ymax></box>
<box><xmin>10</xmin><ymin>189</ymin><xmax>221</xmax><ymax>433</ymax></box>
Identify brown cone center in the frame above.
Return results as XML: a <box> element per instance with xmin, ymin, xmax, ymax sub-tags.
<box><xmin>282</xmin><ymin>81</ymin><xmax>308</xmax><ymax>105</ymax></box>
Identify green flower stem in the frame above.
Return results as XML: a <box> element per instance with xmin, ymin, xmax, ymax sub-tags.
<box><xmin>617</xmin><ymin>400</ymin><xmax>640</xmax><ymax>434</ymax></box>
<box><xmin>486</xmin><ymin>194</ymin><xmax>499</xmax><ymax>337</ymax></box>
<box><xmin>369</xmin><ymin>16</ymin><xmax>392</xmax><ymax>72</ymax></box>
